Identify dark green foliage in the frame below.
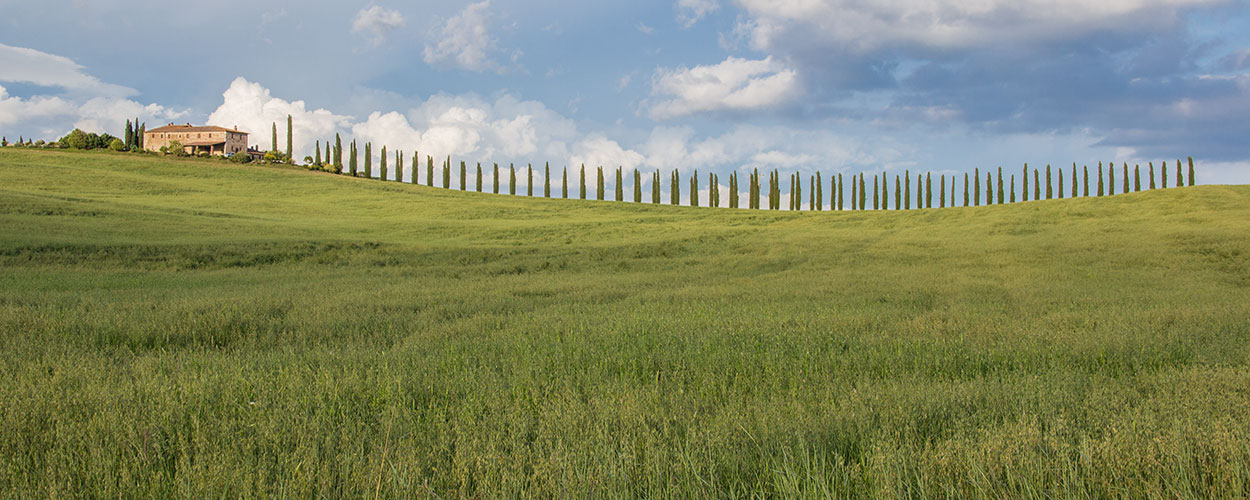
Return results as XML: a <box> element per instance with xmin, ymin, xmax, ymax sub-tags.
<box><xmin>510</xmin><ymin>164</ymin><xmax>517</xmax><ymax>195</ymax></box>
<box><xmin>1135</xmin><ymin>165</ymin><xmax>1141</xmax><ymax>192</ymax></box>
<box><xmin>1188</xmin><ymin>157</ymin><xmax>1195</xmax><ymax>186</ymax></box>
<box><xmin>1010</xmin><ymin>175</ymin><xmax>1016</xmax><ymax>203</ymax></box>
<box><xmin>859</xmin><ymin>173</ymin><xmax>867</xmax><ymax>211</ymax></box>
<box><xmin>837</xmin><ymin>173</ymin><xmax>844</xmax><ymax>211</ymax></box>
<box><xmin>476</xmin><ymin>163</ymin><xmax>483</xmax><ymax>192</ymax></box>
<box><xmin>715</xmin><ymin>173</ymin><xmax>721</xmax><ymax>208</ymax></box>
<box><xmin>460</xmin><ymin>161</ymin><xmax>467</xmax><ymax>191</ymax></box>
<box><xmin>1023</xmin><ymin>164</ymin><xmax>1029</xmax><ymax>202</ymax></box>
<box><xmin>546</xmin><ymin>163</ymin><xmax>552</xmax><ymax>198</ymax></box>
<box><xmin>528</xmin><ymin>164</ymin><xmax>534</xmax><ymax>197</ymax></box>
<box><xmin>271</xmin><ymin>123</ymin><xmax>278</xmax><ymax>152</ymax></box>
<box><xmin>395</xmin><ymin>151</ymin><xmax>403</xmax><ymax>182</ymax></box>
<box><xmin>973</xmin><ymin>168</ymin><xmax>979</xmax><ymax>206</ymax></box>
<box><xmin>730</xmin><ymin>172</ymin><xmax>739</xmax><ymax>209</ymax></box>
<box><xmin>349</xmin><ymin>141</ymin><xmax>357</xmax><ymax>176</ymax></box>
<box><xmin>563</xmin><ymin>167</ymin><xmax>569</xmax><ymax>199</ymax></box>
<box><xmin>325</xmin><ymin>143</ymin><xmax>330</xmax><ymax>166</ymax></box>
<box><xmin>1098</xmin><ymin>163</ymin><xmax>1105</xmax><ymax>196</ymax></box>
<box><xmin>1046</xmin><ymin>165</ymin><xmax>1053</xmax><ymax>199</ymax></box>
<box><xmin>671</xmin><ymin>170</ymin><xmax>679</xmax><ymax>205</ymax></box>
<box><xmin>898</xmin><ymin>175</ymin><xmax>904</xmax><ymax>210</ymax></box>
<box><xmin>411</xmin><ymin>152</ymin><xmax>419</xmax><ymax>184</ymax></box>
<box><xmin>364</xmin><ymin>143</ymin><xmax>372</xmax><ymax>178</ymax></box>
<box><xmin>986</xmin><ymin>171</ymin><xmax>993</xmax><ymax>205</ymax></box>
<box><xmin>1084</xmin><ymin>165</ymin><xmax>1089</xmax><ymax>197</ymax></box>
<box><xmin>600</xmin><ymin>166</ymin><xmax>610</xmax><ymax>201</ymax></box>
<box><xmin>137</xmin><ymin>124</ymin><xmax>145</xmax><ymax>149</ymax></box>
<box><xmin>580</xmin><ymin>165</ymin><xmax>587</xmax><ymax>200</ymax></box>
<box><xmin>379</xmin><ymin>146</ymin><xmax>388</xmax><ymax>181</ymax></box>
<box><xmin>1122</xmin><ymin>164</ymin><xmax>1128</xmax><ymax>194</ymax></box>
<box><xmin>1162</xmin><ymin>161</ymin><xmax>1168</xmax><ymax>188</ymax></box>
<box><xmin>926</xmin><ymin>172</ymin><xmax>933</xmax><ymax>208</ymax></box>
<box><xmin>494</xmin><ymin>164</ymin><xmax>500</xmax><ymax>194</ymax></box>
<box><xmin>653</xmin><ymin>171</ymin><xmax>661</xmax><ymax>204</ymax></box>
<box><xmin>816</xmin><ymin>172</ymin><xmax>823</xmax><ymax>211</ymax></box>
<box><xmin>427</xmin><ymin>156</ymin><xmax>434</xmax><ymax>187</ymax></box>
<box><xmin>996</xmin><ymin>167</ymin><xmax>1003</xmax><ymax>205</ymax></box>
<box><xmin>918</xmin><ymin>173</ymin><xmax>924</xmax><ymax>208</ymax></box>
<box><xmin>1150</xmin><ymin>163</ymin><xmax>1156</xmax><ymax>190</ymax></box>
<box><xmin>691</xmin><ymin>170</ymin><xmax>699</xmax><ymax>207</ymax></box>
<box><xmin>850</xmin><ymin>175</ymin><xmax>857</xmax><ymax>210</ymax></box>
<box><xmin>633</xmin><ymin>169</ymin><xmax>641</xmax><ymax>203</ymax></box>
<box><xmin>443</xmin><ymin>157</ymin><xmax>451</xmax><ymax>190</ymax></box>
<box><xmin>286</xmin><ymin>115</ymin><xmax>292</xmax><ymax>161</ymax></box>
<box><xmin>616</xmin><ymin>167</ymin><xmax>624</xmax><ymax>202</ymax></box>
<box><xmin>1034</xmin><ymin>170</ymin><xmax>1040</xmax><ymax>200</ymax></box>
<box><xmin>905</xmin><ymin>170</ymin><xmax>912</xmax><ymax>210</ymax></box>
<box><xmin>314</xmin><ymin>140</ymin><xmax>321</xmax><ymax>166</ymax></box>
<box><xmin>124</xmin><ymin>120</ymin><xmax>134</xmax><ymax>150</ymax></box>
<box><xmin>940</xmin><ymin>175</ymin><xmax>946</xmax><ymax>208</ymax></box>
<box><xmin>880</xmin><ymin>173</ymin><xmax>888</xmax><ymax>211</ymax></box>
<box><xmin>872</xmin><ymin>175</ymin><xmax>878</xmax><ymax>210</ymax></box>
<box><xmin>1058</xmin><ymin>167</ymin><xmax>1064</xmax><ymax>199</ymax></box>
<box><xmin>334</xmin><ymin>134</ymin><xmax>342</xmax><ymax>171</ymax></box>
<box><xmin>1176</xmin><ymin>160</ymin><xmax>1183</xmax><ymax>188</ymax></box>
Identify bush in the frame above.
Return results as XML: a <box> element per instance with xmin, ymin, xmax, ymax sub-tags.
<box><xmin>108</xmin><ymin>138</ymin><xmax>125</xmax><ymax>151</ymax></box>
<box><xmin>229</xmin><ymin>152</ymin><xmax>252</xmax><ymax>164</ymax></box>
<box><xmin>59</xmin><ymin>129</ymin><xmax>90</xmax><ymax>150</ymax></box>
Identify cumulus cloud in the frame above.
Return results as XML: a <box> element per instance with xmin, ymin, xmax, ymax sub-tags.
<box><xmin>648</xmin><ymin>56</ymin><xmax>800</xmax><ymax>119</ymax></box>
<box><xmin>352</xmin><ymin>6</ymin><xmax>406</xmax><ymax>46</ymax></box>
<box><xmin>206</xmin><ymin>77</ymin><xmax>351</xmax><ymax>158</ymax></box>
<box><xmin>0</xmin><ymin>44</ymin><xmax>185</xmax><ymax>139</ymax></box>
<box><xmin>424</xmin><ymin>1</ymin><xmax>511</xmax><ymax>73</ymax></box>
<box><xmin>676</xmin><ymin>0</ymin><xmax>719</xmax><ymax>28</ymax></box>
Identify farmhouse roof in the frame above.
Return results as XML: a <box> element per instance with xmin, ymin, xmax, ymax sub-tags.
<box><xmin>145</xmin><ymin>123</ymin><xmax>248</xmax><ymax>135</ymax></box>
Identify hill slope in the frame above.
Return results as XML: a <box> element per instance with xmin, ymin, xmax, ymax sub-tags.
<box><xmin>2</xmin><ymin>149</ymin><xmax>1249</xmax><ymax>498</ymax></box>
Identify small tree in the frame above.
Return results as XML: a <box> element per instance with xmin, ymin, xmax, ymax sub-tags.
<box><xmin>443</xmin><ymin>157</ymin><xmax>451</xmax><ymax>189</ymax></box>
<box><xmin>860</xmin><ymin>173</ymin><xmax>867</xmax><ymax>211</ymax></box>
<box><xmin>897</xmin><ymin>175</ymin><xmax>904</xmax><ymax>210</ymax></box>
<box><xmin>730</xmin><ymin>172</ymin><xmax>739</xmax><ymax>208</ymax></box>
<box><xmin>940</xmin><ymin>175</ymin><xmax>946</xmax><ymax>208</ymax></box>
<box><xmin>1033</xmin><ymin>170</ymin><xmax>1040</xmax><ymax>200</ymax></box>
<box><xmin>1098</xmin><ymin>162</ymin><xmax>1105</xmax><ymax>196</ymax></box>
<box><xmin>380</xmin><ymin>146</ymin><xmax>388</xmax><ymax>181</ymax></box>
<box><xmin>1022</xmin><ymin>164</ymin><xmax>1029</xmax><ymax>202</ymax></box>
<box><xmin>563</xmin><ymin>167</ymin><xmax>569</xmax><ymax>199</ymax></box>
<box><xmin>108</xmin><ymin>138</ymin><xmax>125</xmax><ymax>151</ymax></box>
<box><xmin>1149</xmin><ymin>162</ymin><xmax>1156</xmax><ymax>189</ymax></box>
<box><xmin>691</xmin><ymin>170</ymin><xmax>699</xmax><ymax>207</ymax></box>
<box><xmin>1162</xmin><ymin>161</ymin><xmax>1168</xmax><ymax>188</ymax></box>
<box><xmin>349</xmin><ymin>140</ymin><xmax>358</xmax><ymax>176</ymax></box>
<box><xmin>1188</xmin><ymin>157</ymin><xmax>1195</xmax><ymax>186</ymax></box>
<box><xmin>996</xmin><ymin>167</ymin><xmax>1003</xmax><ymax>204</ymax></box>
<box><xmin>124</xmin><ymin>120</ymin><xmax>134</xmax><ymax>149</ymax></box>
<box><xmin>510</xmin><ymin>164</ymin><xmax>517</xmax><ymax>195</ymax></box>
<box><xmin>653</xmin><ymin>171</ymin><xmax>661</xmax><ymax>204</ymax></box>
<box><xmin>1009</xmin><ymin>175</ymin><xmax>1016</xmax><ymax>203</ymax></box>
<box><xmin>315</xmin><ymin>140</ymin><xmax>322</xmax><ymax>166</ymax></box>
<box><xmin>1176</xmin><ymin>160</ymin><xmax>1183</xmax><ymax>187</ymax></box>
<box><xmin>905</xmin><ymin>170</ymin><xmax>912</xmax><ymax>209</ymax></box>
<box><xmin>973</xmin><ymin>168</ymin><xmax>980</xmax><ymax>206</ymax></box>
<box><xmin>334</xmin><ymin>134</ymin><xmax>343</xmax><ymax>171</ymax></box>
<box><xmin>494</xmin><ymin>164</ymin><xmax>501</xmax><ymax>193</ymax></box>
<box><xmin>926</xmin><ymin>172</ymin><xmax>933</xmax><ymax>208</ymax></box>
<box><xmin>546</xmin><ymin>163</ymin><xmax>552</xmax><ymax>198</ymax></box>
<box><xmin>580</xmin><ymin>165</ymin><xmax>587</xmax><ymax>200</ymax></box>
<box><xmin>596</xmin><ymin>166</ymin><xmax>605</xmax><ymax>201</ymax></box>
<box><xmin>286</xmin><ymin>115</ymin><xmax>293</xmax><ymax>161</ymax></box>
<box><xmin>880</xmin><ymin>173</ymin><xmax>888</xmax><ymax>211</ymax></box>
<box><xmin>271</xmin><ymin>123</ymin><xmax>278</xmax><ymax>151</ymax></box>
<box><xmin>1046</xmin><ymin>165</ymin><xmax>1053</xmax><ymax>199</ymax></box>
<box><xmin>476</xmin><ymin>163</ymin><xmax>483</xmax><ymax>192</ymax></box>
<box><xmin>1121</xmin><ymin>163</ymin><xmax>1128</xmax><ymax>194</ymax></box>
<box><xmin>411</xmin><ymin>152</ymin><xmax>420</xmax><ymax>184</ymax></box>
<box><xmin>528</xmin><ymin>164</ymin><xmax>534</xmax><ymax>196</ymax></box>
<box><xmin>427</xmin><ymin>156</ymin><xmax>434</xmax><ymax>187</ymax></box>
<box><xmin>1083</xmin><ymin>165</ymin><xmax>1089</xmax><ymax>197</ymax></box>
<box><xmin>1135</xmin><ymin>165</ymin><xmax>1141</xmax><ymax>192</ymax></box>
<box><xmin>986</xmin><ymin>171</ymin><xmax>993</xmax><ymax>205</ymax></box>
<box><xmin>671</xmin><ymin>169</ymin><xmax>680</xmax><ymax>205</ymax></box>
<box><xmin>395</xmin><ymin>150</ymin><xmax>403</xmax><ymax>182</ymax></box>
<box><xmin>616</xmin><ymin>167</ymin><xmax>624</xmax><ymax>202</ymax></box>
<box><xmin>633</xmin><ymin>168</ymin><xmax>642</xmax><ymax>203</ymax></box>
<box><xmin>364</xmin><ymin>143</ymin><xmax>372</xmax><ymax>178</ymax></box>
<box><xmin>963</xmin><ymin>173</ymin><xmax>969</xmax><ymax>207</ymax></box>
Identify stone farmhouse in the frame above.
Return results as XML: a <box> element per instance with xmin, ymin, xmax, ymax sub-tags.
<box><xmin>143</xmin><ymin>123</ymin><xmax>249</xmax><ymax>156</ymax></box>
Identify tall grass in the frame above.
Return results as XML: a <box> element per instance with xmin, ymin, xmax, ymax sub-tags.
<box><xmin>1</xmin><ymin>149</ymin><xmax>1248</xmax><ymax>498</ymax></box>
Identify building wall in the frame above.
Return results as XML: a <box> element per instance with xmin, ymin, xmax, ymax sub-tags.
<box><xmin>144</xmin><ymin>130</ymin><xmax>249</xmax><ymax>156</ymax></box>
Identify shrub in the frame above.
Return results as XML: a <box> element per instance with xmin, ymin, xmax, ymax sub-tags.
<box><xmin>108</xmin><ymin>138</ymin><xmax>125</xmax><ymax>151</ymax></box>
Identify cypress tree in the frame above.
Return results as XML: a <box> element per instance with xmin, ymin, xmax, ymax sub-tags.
<box><xmin>379</xmin><ymin>146</ymin><xmax>388</xmax><ymax>181</ymax></box>
<box><xmin>1083</xmin><ymin>165</ymin><xmax>1089</xmax><ymax>197</ymax></box>
<box><xmin>653</xmin><ymin>171</ymin><xmax>661</xmax><ymax>204</ymax></box>
<box><xmin>1071</xmin><ymin>164</ymin><xmax>1078</xmax><ymax>198</ymax></box>
<box><xmin>1135</xmin><ymin>165</ymin><xmax>1141</xmax><ymax>192</ymax></box>
<box><xmin>816</xmin><ymin>172</ymin><xmax>823</xmax><ymax>210</ymax></box>
<box><xmin>412</xmin><ymin>152</ymin><xmax>420</xmax><ymax>184</ymax></box>
<box><xmin>918</xmin><ymin>173</ymin><xmax>925</xmax><ymax>208</ymax></box>
<box><xmin>137</xmin><ymin>124</ymin><xmax>145</xmax><ymax>149</ymax></box>
<box><xmin>1122</xmin><ymin>163</ymin><xmax>1128</xmax><ymax>194</ymax></box>
<box><xmin>580</xmin><ymin>165</ymin><xmax>587</xmax><ymax>200</ymax></box>
<box><xmin>349</xmin><ymin>140</ymin><xmax>357</xmax><ymax>176</ymax></box>
<box><xmin>973</xmin><ymin>168</ymin><xmax>980</xmax><ymax>206</ymax></box>
<box><xmin>334</xmin><ymin>134</ymin><xmax>343</xmax><ymax>171</ymax></box>
<box><xmin>1176</xmin><ymin>160</ymin><xmax>1183</xmax><ymax>187</ymax></box>
<box><xmin>510</xmin><ymin>164</ymin><xmax>517</xmax><ymax>195</ymax></box>
<box><xmin>563</xmin><ymin>167</ymin><xmax>569</xmax><ymax>199</ymax></box>
<box><xmin>1058</xmin><ymin>168</ymin><xmax>1064</xmax><ymax>199</ymax></box>
<box><xmin>996</xmin><ymin>167</ymin><xmax>1003</xmax><ymax>204</ymax></box>
<box><xmin>528</xmin><ymin>164</ymin><xmax>534</xmax><ymax>197</ymax></box>
<box><xmin>880</xmin><ymin>173</ymin><xmax>888</xmax><ymax>210</ymax></box>
<box><xmin>1162</xmin><ymin>161</ymin><xmax>1168</xmax><ymax>188</ymax></box>
<box><xmin>730</xmin><ymin>172</ymin><xmax>739</xmax><ymax>208</ymax></box>
<box><xmin>616</xmin><ymin>167</ymin><xmax>624</xmax><ymax>202</ymax></box>
<box><xmin>546</xmin><ymin>163</ymin><xmax>552</xmax><ymax>197</ymax></box>
<box><xmin>905</xmin><ymin>170</ymin><xmax>912</xmax><ymax>209</ymax></box>
<box><xmin>1046</xmin><ymin>165</ymin><xmax>1053</xmax><ymax>199</ymax></box>
<box><xmin>286</xmin><ymin>115</ymin><xmax>293</xmax><ymax>161</ymax></box>
<box><xmin>963</xmin><ymin>173</ymin><xmax>969</xmax><ymax>207</ymax></box>
<box><xmin>634</xmin><ymin>168</ymin><xmax>642</xmax><ymax>203</ymax></box>
<box><xmin>476</xmin><ymin>163</ymin><xmax>482</xmax><ymax>192</ymax></box>
<box><xmin>872</xmin><ymin>175</ymin><xmax>879</xmax><ymax>210</ymax></box>
<box><xmin>1022</xmin><ymin>164</ymin><xmax>1029</xmax><ymax>201</ymax></box>
<box><xmin>859</xmin><ymin>173</ymin><xmax>867</xmax><ymax>211</ymax></box>
<box><xmin>1188</xmin><ymin>157</ymin><xmax>1195</xmax><ymax>186</ymax></box>
<box><xmin>897</xmin><ymin>175</ymin><xmax>904</xmax><ymax>210</ymax></box>
<box><xmin>271</xmin><ymin>123</ymin><xmax>278</xmax><ymax>151</ymax></box>
<box><xmin>768</xmin><ymin>171</ymin><xmax>776</xmax><ymax>210</ymax></box>
<box><xmin>315</xmin><ymin>140</ymin><xmax>322</xmax><ymax>165</ymax></box>
<box><xmin>1109</xmin><ymin>163</ymin><xmax>1116</xmax><ymax>195</ymax></box>
<box><xmin>926</xmin><ymin>172</ymin><xmax>933</xmax><ymax>208</ymax></box>
<box><xmin>940</xmin><ymin>175</ymin><xmax>946</xmax><ymax>208</ymax></box>
<box><xmin>596</xmin><ymin>166</ymin><xmax>604</xmax><ymax>201</ymax></box>
<box><xmin>1033</xmin><ymin>170</ymin><xmax>1039</xmax><ymax>200</ymax></box>
<box><xmin>364</xmin><ymin>143</ymin><xmax>372</xmax><ymax>178</ymax></box>
<box><xmin>671</xmin><ymin>169</ymin><xmax>680</xmax><ymax>205</ymax></box>
<box><xmin>444</xmin><ymin>157</ymin><xmax>451</xmax><ymax>189</ymax></box>
<box><xmin>837</xmin><ymin>173</ymin><xmax>844</xmax><ymax>211</ymax></box>
<box><xmin>125</xmin><ymin>120</ymin><xmax>134</xmax><ymax>149</ymax></box>
<box><xmin>715</xmin><ymin>173</ymin><xmax>721</xmax><ymax>208</ymax></box>
<box><xmin>395</xmin><ymin>150</ymin><xmax>403</xmax><ymax>182</ymax></box>
<box><xmin>691</xmin><ymin>170</ymin><xmax>699</xmax><ymax>207</ymax></box>
<box><xmin>1010</xmin><ymin>175</ymin><xmax>1016</xmax><ymax>203</ymax></box>
<box><xmin>795</xmin><ymin>174</ymin><xmax>802</xmax><ymax>210</ymax></box>
<box><xmin>1149</xmin><ymin>162</ymin><xmax>1156</xmax><ymax>189</ymax></box>
<box><xmin>808</xmin><ymin>175</ymin><xmax>814</xmax><ymax>210</ymax></box>
<box><xmin>427</xmin><ymin>156</ymin><xmax>434</xmax><ymax>187</ymax></box>
<box><xmin>1097</xmin><ymin>163</ymin><xmax>1105</xmax><ymax>196</ymax></box>
<box><xmin>986</xmin><ymin>171</ymin><xmax>993</xmax><ymax>205</ymax></box>
<box><xmin>326</xmin><ymin>143</ymin><xmax>331</xmax><ymax>166</ymax></box>
<box><xmin>494</xmin><ymin>164</ymin><xmax>500</xmax><ymax>193</ymax></box>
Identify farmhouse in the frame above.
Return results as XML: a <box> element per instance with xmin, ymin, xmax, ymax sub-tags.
<box><xmin>144</xmin><ymin>123</ymin><xmax>248</xmax><ymax>156</ymax></box>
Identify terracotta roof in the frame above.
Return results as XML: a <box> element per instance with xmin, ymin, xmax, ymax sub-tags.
<box><xmin>145</xmin><ymin>123</ymin><xmax>248</xmax><ymax>135</ymax></box>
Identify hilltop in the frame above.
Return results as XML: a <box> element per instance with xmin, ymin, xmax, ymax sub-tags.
<box><xmin>2</xmin><ymin>148</ymin><xmax>1249</xmax><ymax>498</ymax></box>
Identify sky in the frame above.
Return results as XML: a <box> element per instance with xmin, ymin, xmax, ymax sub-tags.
<box><xmin>2</xmin><ymin>0</ymin><xmax>1248</xmax><ymax>187</ymax></box>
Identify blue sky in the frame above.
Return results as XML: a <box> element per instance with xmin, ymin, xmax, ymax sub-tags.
<box><xmin>2</xmin><ymin>0</ymin><xmax>1248</xmax><ymax>186</ymax></box>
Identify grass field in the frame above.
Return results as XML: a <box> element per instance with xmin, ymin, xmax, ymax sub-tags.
<box><xmin>2</xmin><ymin>148</ymin><xmax>1249</xmax><ymax>498</ymax></box>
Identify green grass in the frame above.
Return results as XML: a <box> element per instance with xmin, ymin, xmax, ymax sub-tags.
<box><xmin>2</xmin><ymin>148</ymin><xmax>1249</xmax><ymax>499</ymax></box>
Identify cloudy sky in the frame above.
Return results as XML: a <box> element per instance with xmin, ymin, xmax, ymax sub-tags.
<box><xmin>2</xmin><ymin>0</ymin><xmax>1248</xmax><ymax>185</ymax></box>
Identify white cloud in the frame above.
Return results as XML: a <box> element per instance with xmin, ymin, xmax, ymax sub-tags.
<box><xmin>0</xmin><ymin>43</ymin><xmax>134</xmax><ymax>97</ymax></box>
<box><xmin>352</xmin><ymin>6</ymin><xmax>406</xmax><ymax>46</ymax></box>
<box><xmin>647</xmin><ymin>56</ymin><xmax>801</xmax><ymax>119</ymax></box>
<box><xmin>206</xmin><ymin>77</ymin><xmax>351</xmax><ymax>157</ymax></box>
<box><xmin>636</xmin><ymin>22</ymin><xmax>655</xmax><ymax>35</ymax></box>
<box><xmin>676</xmin><ymin>0</ymin><xmax>719</xmax><ymax>28</ymax></box>
<box><xmin>424</xmin><ymin>1</ymin><xmax>510</xmax><ymax>73</ymax></box>
<box><xmin>732</xmin><ymin>0</ymin><xmax>1219</xmax><ymax>55</ymax></box>
<box><xmin>570</xmin><ymin>136</ymin><xmax>646</xmax><ymax>171</ymax></box>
